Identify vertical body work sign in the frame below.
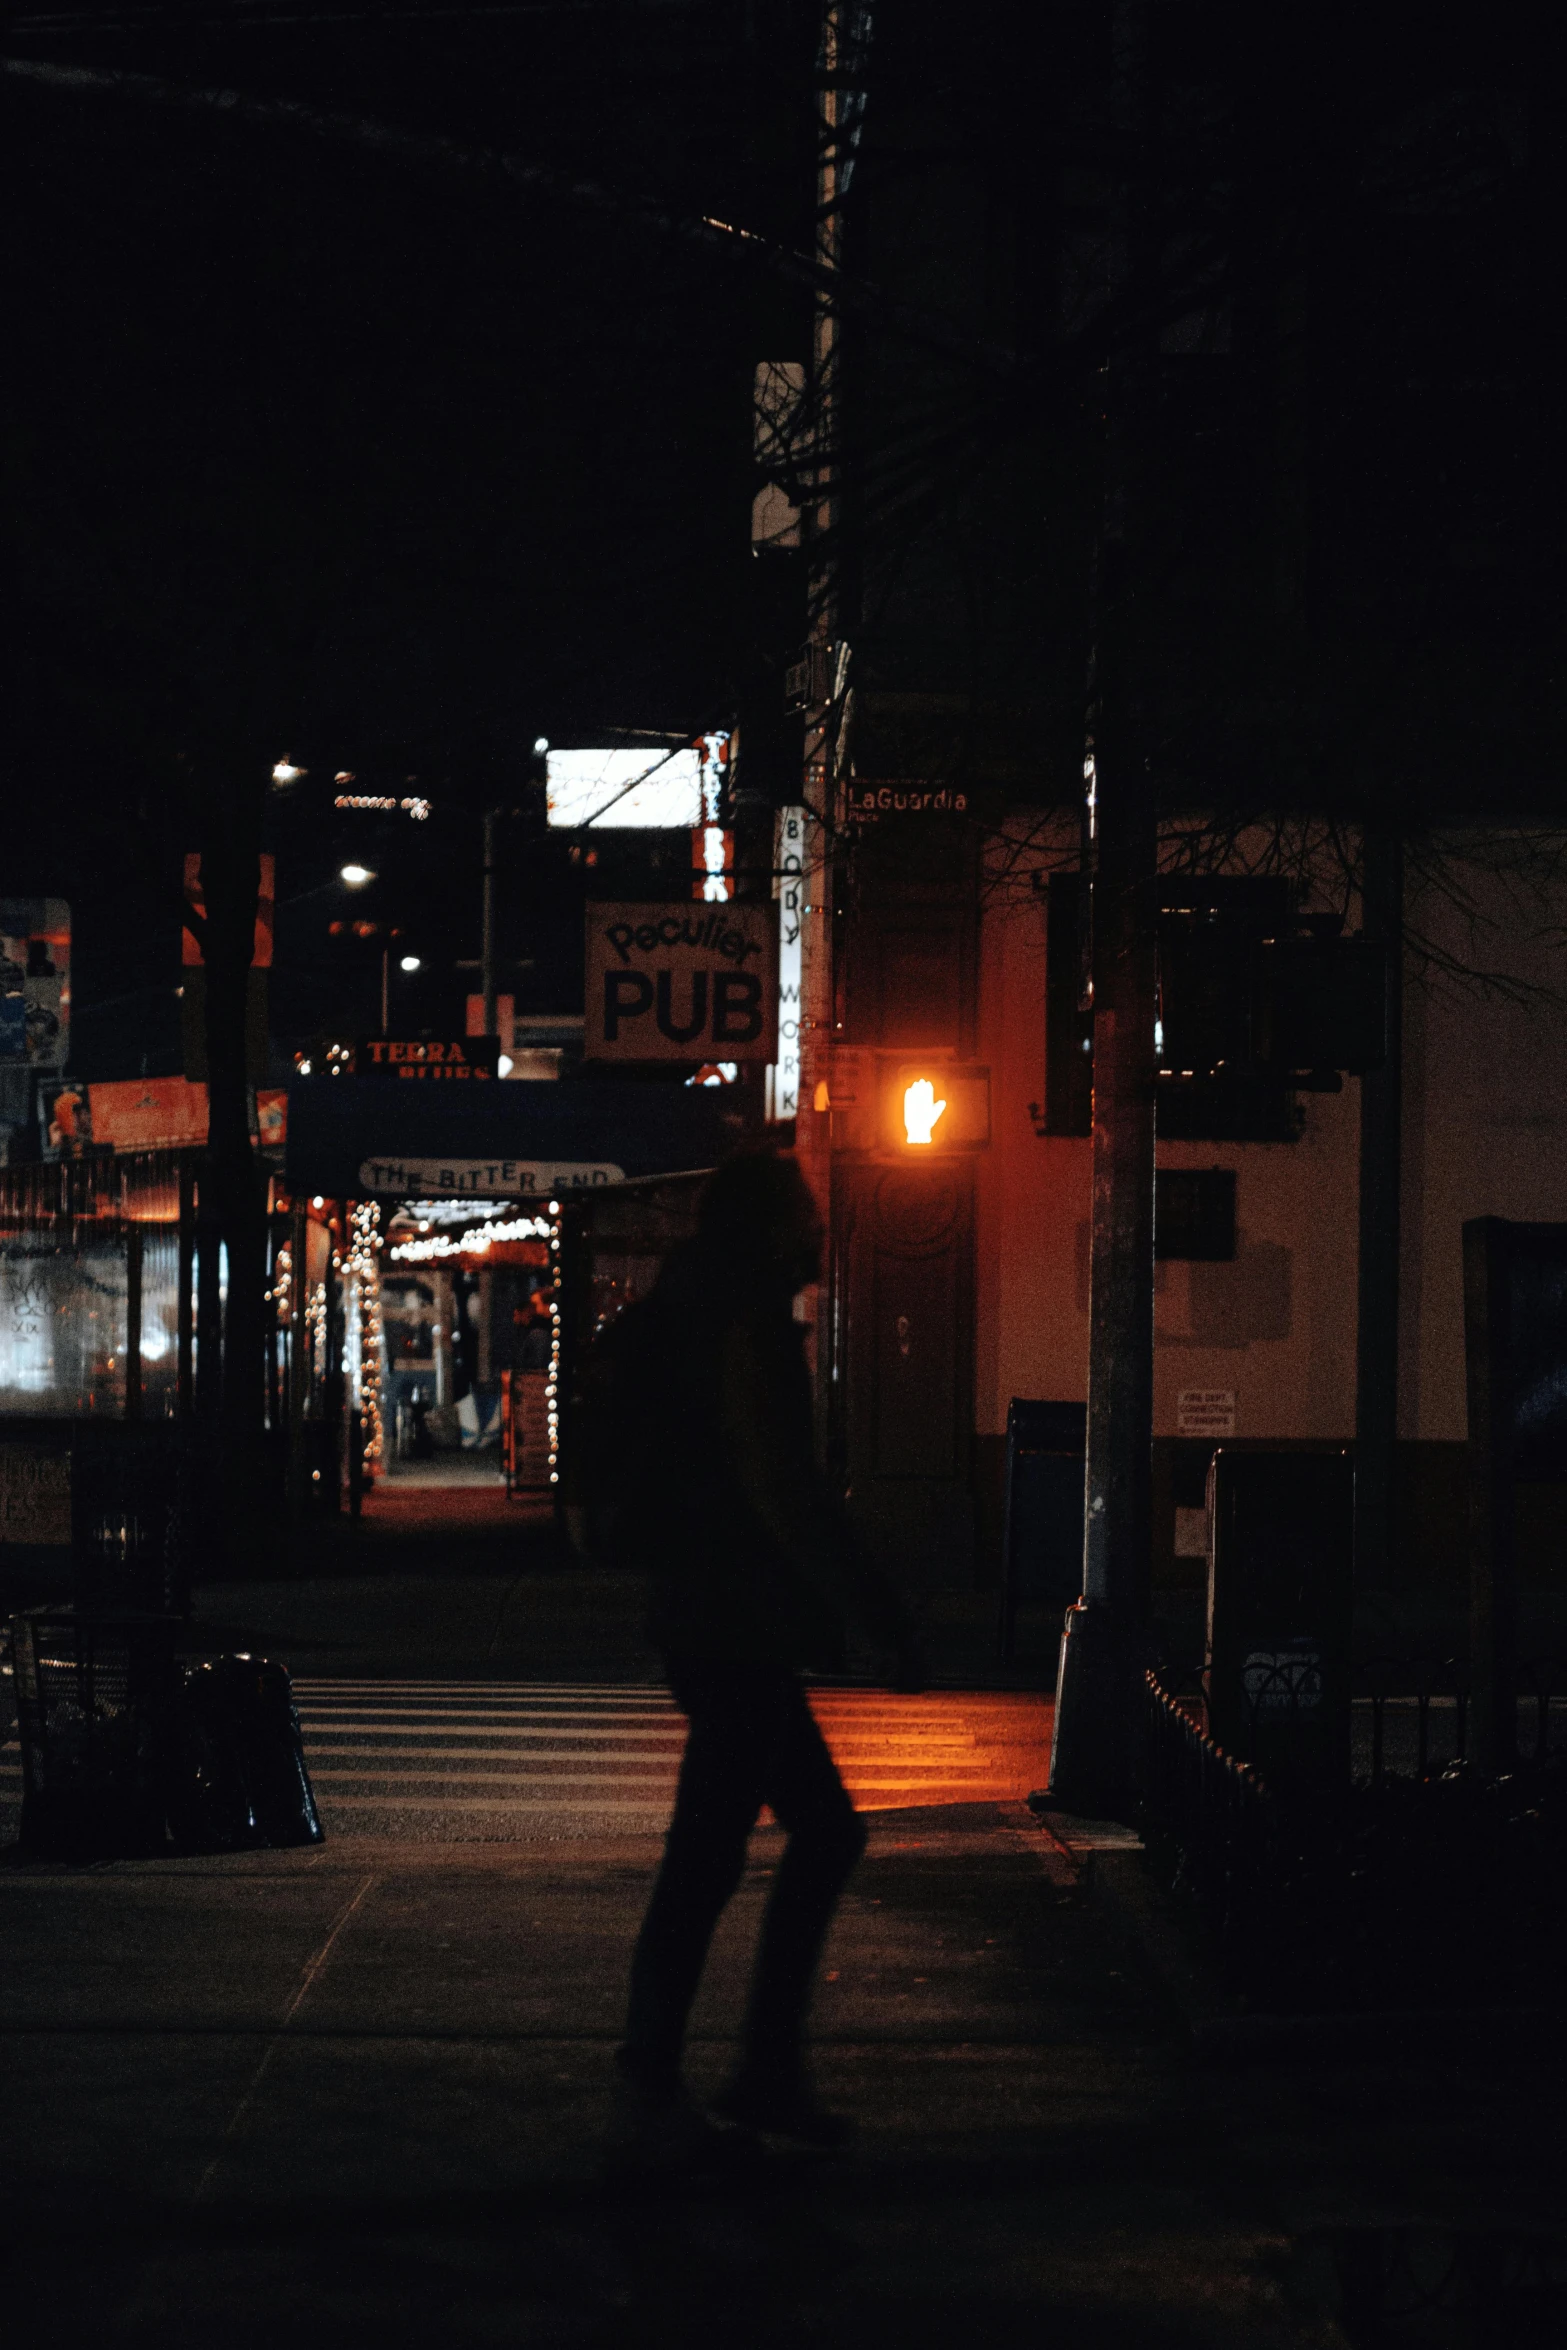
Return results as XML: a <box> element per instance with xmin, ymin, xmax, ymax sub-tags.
<box><xmin>770</xmin><ymin>808</ymin><xmax>805</xmax><ymax>1117</ymax></box>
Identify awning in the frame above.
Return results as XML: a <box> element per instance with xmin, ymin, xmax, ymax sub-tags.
<box><xmin>284</xmin><ymin>1076</ymin><xmax>748</xmax><ymax>1200</ymax></box>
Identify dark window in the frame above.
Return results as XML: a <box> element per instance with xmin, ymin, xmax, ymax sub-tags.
<box><xmin>1154</xmin><ymin>1168</ymin><xmax>1236</xmax><ymax>1261</ymax></box>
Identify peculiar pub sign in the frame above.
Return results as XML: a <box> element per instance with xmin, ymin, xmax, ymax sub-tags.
<box><xmin>584</xmin><ymin>901</ymin><xmax>777</xmax><ymax>1062</ymax></box>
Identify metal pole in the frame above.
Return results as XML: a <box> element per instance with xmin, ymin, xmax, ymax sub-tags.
<box><xmin>1047</xmin><ymin>750</ymin><xmax>1157</xmax><ymax>1813</ymax></box>
<box><xmin>1046</xmin><ymin>0</ymin><xmax>1157</xmax><ymax>1817</ymax></box>
<box><xmin>481</xmin><ymin>808</ymin><xmax>499</xmax><ymax>1044</ymax></box>
<box><xmin>177</xmin><ymin>1154</ymin><xmax>196</xmax><ymax>1418</ymax></box>
<box><xmin>1355</xmin><ymin>828</ymin><xmax>1403</xmax><ymax>1588</ymax></box>
<box><xmin>195</xmin><ymin>1156</ymin><xmax>223</xmax><ymax>1424</ymax></box>
<box><xmin>1465</xmin><ymin>1217</ymin><xmax>1516</xmax><ymax>1770</ymax></box>
<box><xmin>800</xmin><ymin>1</ymin><xmax>844</xmax><ymax>1446</ymax></box>
<box><xmin>124</xmin><ymin>1223</ymin><xmax>143</xmax><ymax>1421</ymax></box>
<box><xmin>286</xmin><ymin>1194</ymin><xmax>310</xmax><ymax>1512</ymax></box>
<box><xmin>324</xmin><ymin>1209</ymin><xmax>343</xmax><ymax>1512</ymax></box>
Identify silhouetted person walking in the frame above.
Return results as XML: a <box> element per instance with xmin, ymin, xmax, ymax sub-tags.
<box><xmin>587</xmin><ymin>1151</ymin><xmax>918</xmax><ymax>2169</ymax></box>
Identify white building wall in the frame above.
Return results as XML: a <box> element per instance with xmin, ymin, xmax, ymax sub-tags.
<box><xmin>1399</xmin><ymin>857</ymin><xmax>1567</xmax><ymax>1442</ymax></box>
<box><xmin>976</xmin><ymin>833</ymin><xmax>1567</xmax><ymax>1450</ymax></box>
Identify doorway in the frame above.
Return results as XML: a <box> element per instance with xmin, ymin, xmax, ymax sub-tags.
<box><xmin>838</xmin><ymin>1159</ymin><xmax>976</xmax><ymax>1587</ymax></box>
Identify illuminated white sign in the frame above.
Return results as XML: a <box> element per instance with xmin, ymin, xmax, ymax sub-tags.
<box><xmin>769</xmin><ymin>807</ymin><xmax>805</xmax><ymax>1119</ymax></box>
<box><xmin>388</xmin><ymin>1215</ymin><xmax>551</xmax><ymax>1263</ymax></box>
<box><xmin>546</xmin><ymin>747</ymin><xmax>703</xmax><ymax>830</ymax></box>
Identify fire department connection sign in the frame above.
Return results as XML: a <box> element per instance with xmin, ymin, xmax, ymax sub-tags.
<box><xmin>585</xmin><ymin>901</ymin><xmax>777</xmax><ymax>1062</ymax></box>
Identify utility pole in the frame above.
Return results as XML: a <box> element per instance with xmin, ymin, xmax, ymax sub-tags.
<box><xmin>1047</xmin><ymin>734</ymin><xmax>1158</xmax><ymax>1811</ymax></box>
<box><xmin>1355</xmin><ymin>826</ymin><xmax>1403</xmax><ymax>1588</ymax></box>
<box><xmin>1046</xmin><ymin>0</ymin><xmax>1159</xmax><ymax>1816</ymax></box>
<box><xmin>798</xmin><ymin>1</ymin><xmax>848</xmax><ymax>1417</ymax></box>
<box><xmin>481</xmin><ymin>808</ymin><xmax>499</xmax><ymax>1044</ymax></box>
<box><xmin>285</xmin><ymin>1192</ymin><xmax>310</xmax><ymax>1514</ymax></box>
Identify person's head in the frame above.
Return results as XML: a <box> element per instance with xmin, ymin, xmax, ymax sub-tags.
<box><xmin>695</xmin><ymin>1149</ymin><xmax>823</xmax><ymax>1297</ymax></box>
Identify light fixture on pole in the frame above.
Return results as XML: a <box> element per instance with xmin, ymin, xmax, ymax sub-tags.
<box><xmin>340</xmin><ymin>864</ymin><xmax>374</xmax><ymax>888</ymax></box>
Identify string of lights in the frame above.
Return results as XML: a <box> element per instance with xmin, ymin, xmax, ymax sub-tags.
<box><xmin>307</xmin><ymin>1275</ymin><xmax>328</xmax><ymax>1382</ymax></box>
<box><xmin>545</xmin><ymin>1197</ymin><xmax>562</xmax><ymax>1484</ymax></box>
<box><xmin>268</xmin><ymin>1240</ymin><xmax>293</xmax><ymax>1323</ymax></box>
<box><xmin>345</xmin><ymin>1198</ymin><xmax>384</xmax><ymax>1467</ymax></box>
<box><xmin>388</xmin><ymin>1213</ymin><xmax>551</xmax><ymax>1263</ymax></box>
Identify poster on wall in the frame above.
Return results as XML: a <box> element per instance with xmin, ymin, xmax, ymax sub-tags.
<box><xmin>0</xmin><ymin>899</ymin><xmax>71</xmax><ymax>1069</ymax></box>
<box><xmin>39</xmin><ymin>1080</ymin><xmax>91</xmax><ymax>1157</ymax></box>
<box><xmin>0</xmin><ymin>1447</ymin><xmax>73</xmax><ymax>1548</ymax></box>
<box><xmin>88</xmin><ymin>1077</ymin><xmax>210</xmax><ymax>1151</ymax></box>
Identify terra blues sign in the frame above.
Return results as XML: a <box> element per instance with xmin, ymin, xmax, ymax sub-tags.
<box><xmin>357</xmin><ymin>1038</ymin><xmax>499</xmax><ymax>1080</ymax></box>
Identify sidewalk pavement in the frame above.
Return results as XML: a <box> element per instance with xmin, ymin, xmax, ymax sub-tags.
<box><xmin>0</xmin><ymin>1807</ymin><xmax>1299</xmax><ymax>2349</ymax></box>
<box><xmin>8</xmin><ymin>1781</ymin><xmax>1566</xmax><ymax>2346</ymax></box>
<box><xmin>5</xmin><ymin>1533</ymin><xmax>1565</xmax><ymax>2343</ymax></box>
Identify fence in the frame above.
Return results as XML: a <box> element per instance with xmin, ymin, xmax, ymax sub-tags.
<box><xmin>1152</xmin><ymin>1653</ymin><xmax>1567</xmax><ymax>1784</ymax></box>
<box><xmin>1143</xmin><ymin>1658</ymin><xmax>1567</xmax><ymax>2006</ymax></box>
<box><xmin>1142</xmin><ymin>1672</ymin><xmax>1282</xmax><ymax>1982</ymax></box>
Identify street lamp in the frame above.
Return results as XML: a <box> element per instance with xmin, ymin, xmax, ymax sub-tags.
<box><xmin>399</xmin><ymin>953</ymin><xmax>421</xmax><ymax>973</ymax></box>
<box><xmin>341</xmin><ymin>864</ymin><xmax>374</xmax><ymax>887</ymax></box>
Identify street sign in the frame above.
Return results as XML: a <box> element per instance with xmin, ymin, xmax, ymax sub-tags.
<box><xmin>843</xmin><ymin>782</ymin><xmax>971</xmax><ymax>823</ymax></box>
<box><xmin>357</xmin><ymin>1038</ymin><xmax>500</xmax><ymax>1081</ymax></box>
<box><xmin>1177</xmin><ymin>1388</ymin><xmax>1236</xmax><ymax>1438</ymax></box>
<box><xmin>584</xmin><ymin>900</ymin><xmax>777</xmax><ymax>1062</ymax></box>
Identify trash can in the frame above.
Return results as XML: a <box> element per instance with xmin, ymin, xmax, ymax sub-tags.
<box><xmin>9</xmin><ymin>1618</ymin><xmax>325</xmax><ymax>1859</ymax></box>
<box><xmin>997</xmin><ymin>1400</ymin><xmax>1086</xmax><ymax>1660</ymax></box>
<box><xmin>169</xmin><ymin>1655</ymin><xmax>325</xmax><ymax>1853</ymax></box>
<box><xmin>10</xmin><ymin>1609</ymin><xmax>182</xmax><ymax>1859</ymax></box>
<box><xmin>1204</xmin><ymin>1448</ymin><xmax>1354</xmax><ymax>1794</ymax></box>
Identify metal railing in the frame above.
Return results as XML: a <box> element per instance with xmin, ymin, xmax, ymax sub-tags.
<box><xmin>1141</xmin><ymin>1672</ymin><xmax>1281</xmax><ymax>1978</ymax></box>
<box><xmin>1142</xmin><ymin>1658</ymin><xmax>1567</xmax><ymax>2006</ymax></box>
<box><xmin>1152</xmin><ymin>1655</ymin><xmax>1567</xmax><ymax>1784</ymax></box>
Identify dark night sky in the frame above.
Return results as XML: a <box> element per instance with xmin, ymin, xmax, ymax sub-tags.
<box><xmin>7</xmin><ymin>2</ymin><xmax>818</xmax><ymax>1072</ymax></box>
<box><xmin>8</xmin><ymin>1</ymin><xmax>1567</xmax><ymax>1080</ymax></box>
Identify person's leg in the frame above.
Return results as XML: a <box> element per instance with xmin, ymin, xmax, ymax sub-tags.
<box><xmin>729</xmin><ymin>1677</ymin><xmax>866</xmax><ymax>2105</ymax></box>
<box><xmin>619</xmin><ymin>1663</ymin><xmax>767</xmax><ymax>2093</ymax></box>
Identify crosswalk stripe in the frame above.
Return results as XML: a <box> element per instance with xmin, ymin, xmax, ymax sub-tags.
<box><xmin>297</xmin><ymin>1681</ymin><xmax>1036</xmax><ymax>1833</ymax></box>
<box><xmin>0</xmin><ymin>1679</ymin><xmax>1047</xmax><ymax>1840</ymax></box>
